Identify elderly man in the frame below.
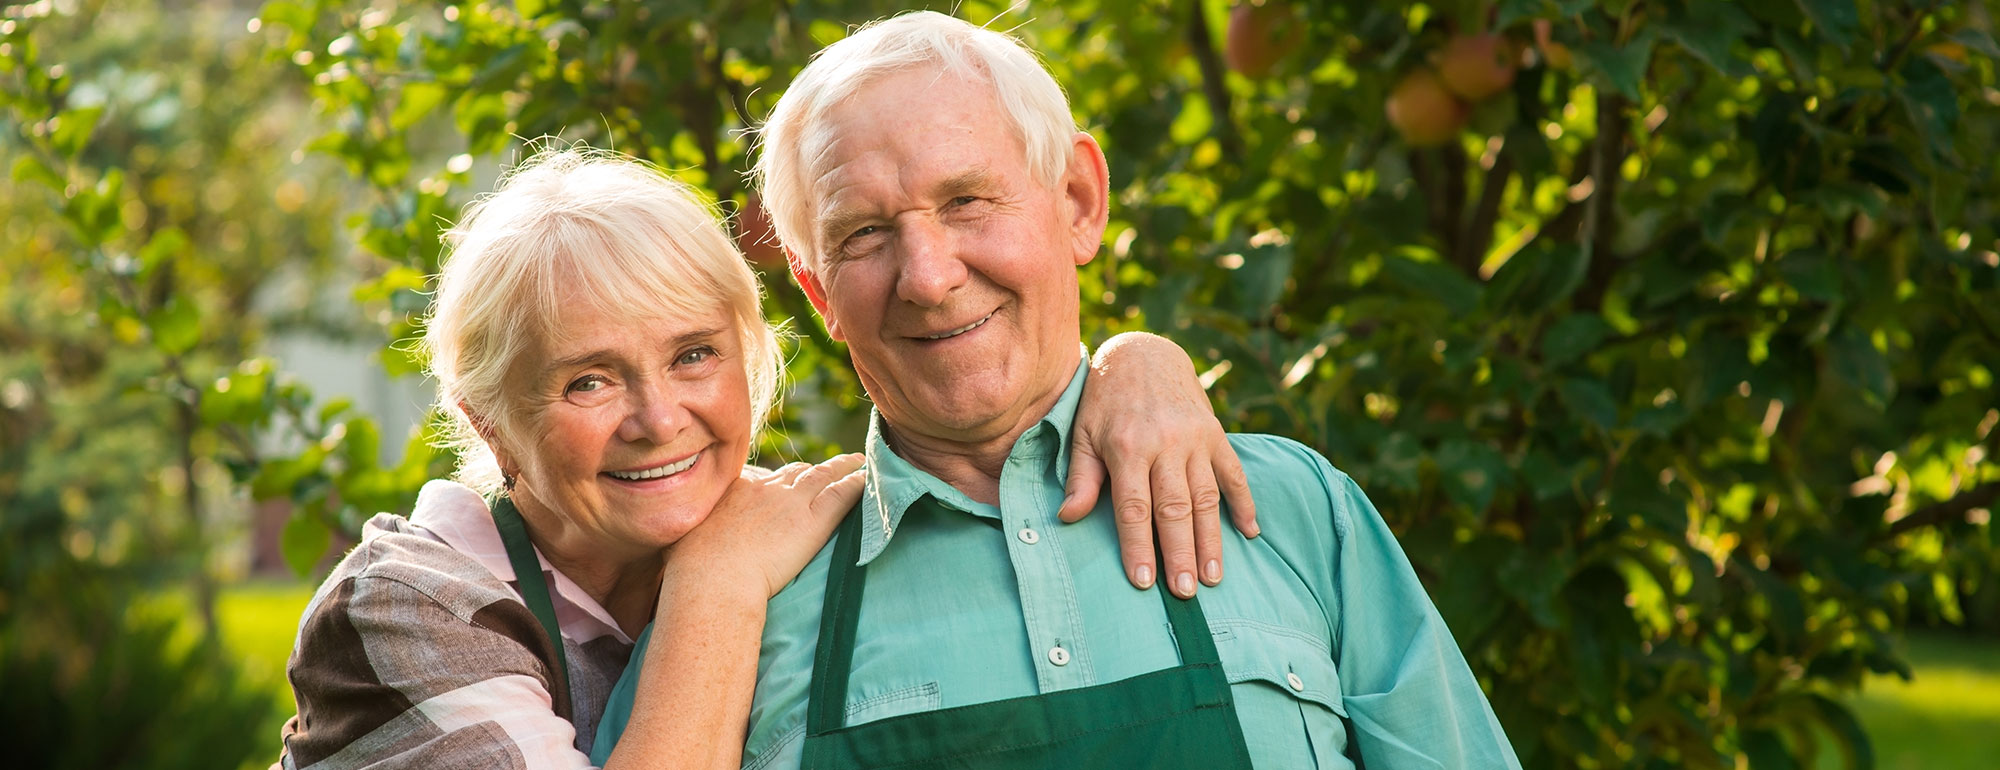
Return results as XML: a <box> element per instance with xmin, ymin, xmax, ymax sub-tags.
<box><xmin>599</xmin><ymin>11</ymin><xmax>1519</xmax><ymax>769</ymax></box>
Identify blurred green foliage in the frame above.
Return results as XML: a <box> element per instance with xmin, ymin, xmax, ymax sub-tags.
<box><xmin>6</xmin><ymin>0</ymin><xmax>1999</xmax><ymax>768</ymax></box>
<box><xmin>0</xmin><ymin>1</ymin><xmax>440</xmax><ymax>766</ymax></box>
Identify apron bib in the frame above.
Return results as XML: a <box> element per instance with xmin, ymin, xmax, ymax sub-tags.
<box><xmin>490</xmin><ymin>495</ymin><xmax>574</xmax><ymax>720</ymax></box>
<box><xmin>801</xmin><ymin>511</ymin><xmax>1256</xmax><ymax>769</ymax></box>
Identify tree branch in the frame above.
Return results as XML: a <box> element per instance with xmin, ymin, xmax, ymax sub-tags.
<box><xmin>1884</xmin><ymin>479</ymin><xmax>2000</xmax><ymax>539</ymax></box>
<box><xmin>1458</xmin><ymin>141</ymin><xmax>1515</xmax><ymax>274</ymax></box>
<box><xmin>1185</xmin><ymin>0</ymin><xmax>1244</xmax><ymax>162</ymax></box>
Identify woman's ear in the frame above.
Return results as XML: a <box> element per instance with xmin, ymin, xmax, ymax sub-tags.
<box><xmin>460</xmin><ymin>400</ymin><xmax>517</xmax><ymax>475</ymax></box>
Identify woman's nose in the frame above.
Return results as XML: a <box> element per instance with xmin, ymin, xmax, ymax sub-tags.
<box><xmin>618</xmin><ymin>381</ymin><xmax>686</xmax><ymax>444</ymax></box>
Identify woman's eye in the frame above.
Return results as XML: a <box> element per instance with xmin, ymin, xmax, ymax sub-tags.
<box><xmin>566</xmin><ymin>375</ymin><xmax>607</xmax><ymax>393</ymax></box>
<box><xmin>677</xmin><ymin>346</ymin><xmax>717</xmax><ymax>366</ymax></box>
<box><xmin>849</xmin><ymin>225</ymin><xmax>881</xmax><ymax>240</ymax></box>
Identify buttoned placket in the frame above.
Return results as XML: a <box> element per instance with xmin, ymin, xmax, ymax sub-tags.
<box><xmin>997</xmin><ymin>429</ymin><xmax>1094</xmax><ymax>692</ymax></box>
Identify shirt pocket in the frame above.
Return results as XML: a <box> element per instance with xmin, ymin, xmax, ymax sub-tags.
<box><xmin>1212</xmin><ymin>618</ymin><xmax>1353</xmax><ymax>769</ymax></box>
<box><xmin>844</xmin><ymin>681</ymin><xmax>943</xmax><ymax>726</ymax></box>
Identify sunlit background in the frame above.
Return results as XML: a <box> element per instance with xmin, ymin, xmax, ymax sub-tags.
<box><xmin>4</xmin><ymin>1</ymin><xmax>1996</xmax><ymax>768</ymax></box>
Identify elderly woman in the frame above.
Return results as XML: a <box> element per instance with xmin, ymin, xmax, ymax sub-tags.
<box><xmin>277</xmin><ymin>149</ymin><xmax>1255</xmax><ymax>769</ymax></box>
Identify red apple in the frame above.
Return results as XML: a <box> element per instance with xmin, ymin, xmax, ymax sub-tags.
<box><xmin>1225</xmin><ymin>2</ymin><xmax>1303</xmax><ymax>80</ymax></box>
<box><xmin>1435</xmin><ymin>33</ymin><xmax>1517</xmax><ymax>101</ymax></box>
<box><xmin>1385</xmin><ymin>69</ymin><xmax>1469</xmax><ymax>147</ymax></box>
<box><xmin>734</xmin><ymin>194</ymin><xmax>786</xmax><ymax>270</ymax></box>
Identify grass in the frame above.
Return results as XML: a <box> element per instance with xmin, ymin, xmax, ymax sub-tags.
<box><xmin>216</xmin><ymin>580</ymin><xmax>316</xmax><ymax>770</ymax></box>
<box><xmin>1839</xmin><ymin>631</ymin><xmax>2000</xmax><ymax>770</ymax></box>
<box><xmin>212</xmin><ymin>583</ymin><xmax>1998</xmax><ymax>766</ymax></box>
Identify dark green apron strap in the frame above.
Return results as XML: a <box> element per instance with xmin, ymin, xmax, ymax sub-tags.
<box><xmin>1158</xmin><ymin>584</ymin><xmax>1222</xmax><ymax>667</ymax></box>
<box><xmin>490</xmin><ymin>496</ymin><xmax>572</xmax><ymax>699</ymax></box>
<box><xmin>808</xmin><ymin>509</ymin><xmax>868</xmax><ymax>737</ymax></box>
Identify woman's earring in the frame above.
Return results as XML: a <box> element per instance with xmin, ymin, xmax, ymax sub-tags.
<box><xmin>503</xmin><ymin>472</ymin><xmax>517</xmax><ymax>493</ymax></box>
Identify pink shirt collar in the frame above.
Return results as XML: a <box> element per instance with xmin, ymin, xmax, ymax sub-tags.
<box><xmin>405</xmin><ymin>479</ymin><xmax>634</xmax><ymax>646</ymax></box>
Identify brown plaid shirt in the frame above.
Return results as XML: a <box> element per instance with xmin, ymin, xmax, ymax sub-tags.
<box><xmin>279</xmin><ymin>481</ymin><xmax>635</xmax><ymax>769</ymax></box>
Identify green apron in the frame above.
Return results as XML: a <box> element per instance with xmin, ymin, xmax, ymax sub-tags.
<box><xmin>489</xmin><ymin>495</ymin><xmax>575</xmax><ymax>721</ymax></box>
<box><xmin>801</xmin><ymin>511</ymin><xmax>1257</xmax><ymax>769</ymax></box>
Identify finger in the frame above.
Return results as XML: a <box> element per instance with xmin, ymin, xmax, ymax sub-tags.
<box><xmin>1057</xmin><ymin>440</ymin><xmax>1107</xmax><ymax>523</ymax></box>
<box><xmin>1106</xmin><ymin>453</ymin><xmax>1158</xmax><ymax>590</ymax></box>
<box><xmin>796</xmin><ymin>453</ymin><xmax>865</xmax><ymax>490</ymax></box>
<box><xmin>1188</xmin><ymin>458</ymin><xmax>1224</xmax><ymax>587</ymax></box>
<box><xmin>1212</xmin><ymin>438</ymin><xmax>1259</xmax><ymax>538</ymax></box>
<box><xmin>1150</xmin><ymin>457</ymin><xmax>1199</xmax><ymax>599</ymax></box>
<box><xmin>811</xmin><ymin>466</ymin><xmax>868</xmax><ymax>520</ymax></box>
<box><xmin>773</xmin><ymin>460</ymin><xmax>814</xmax><ymax>484</ymax></box>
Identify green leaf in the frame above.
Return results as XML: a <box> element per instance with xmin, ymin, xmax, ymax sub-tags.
<box><xmin>1435</xmin><ymin>534</ymin><xmax>1512</xmax><ymax>634</ymax></box>
<box><xmin>1899</xmin><ymin>56</ymin><xmax>1960</xmax><ymax>162</ymax></box>
<box><xmin>1435</xmin><ymin>439</ymin><xmax>1508</xmax><ymax>514</ymax></box>
<box><xmin>10</xmin><ymin>154</ymin><xmax>64</xmax><ymax>192</ymax></box>
<box><xmin>1558</xmin><ymin>377</ymin><xmax>1619</xmax><ymax>432</ymax></box>
<box><xmin>1950</xmin><ymin>28</ymin><xmax>2000</xmax><ymax>60</ymax></box>
<box><xmin>1500</xmin><ymin>547</ymin><xmax>1569</xmax><ymax>628</ymax></box>
<box><xmin>139</xmin><ymin>227</ymin><xmax>190</xmax><ymax>272</ymax></box>
<box><xmin>1777</xmin><ymin>247</ymin><xmax>1841</xmax><ymax>303</ymax></box>
<box><xmin>1663</xmin><ymin>6</ymin><xmax>1753</xmax><ymax>77</ymax></box>
<box><xmin>1487</xmin><ymin>243</ymin><xmax>1588</xmax><ymax>314</ymax></box>
<box><xmin>1793</xmin><ymin>0</ymin><xmax>1859</xmax><ymax>51</ymax></box>
<box><xmin>146</xmin><ymin>296</ymin><xmax>201</xmax><ymax>355</ymax></box>
<box><xmin>1577</xmin><ymin>31</ymin><xmax>1655</xmax><ymax>101</ymax></box>
<box><xmin>391</xmin><ymin>81</ymin><xmax>449</xmax><ymax>131</ymax></box>
<box><xmin>1229</xmin><ymin>243</ymin><xmax>1293</xmax><ymax>317</ymax></box>
<box><xmin>1804</xmin><ymin>693</ymin><xmax>1876</xmax><ymax>770</ymax></box>
<box><xmin>1382</xmin><ymin>254</ymin><xmax>1481</xmax><ymax>316</ymax></box>
<box><xmin>281</xmin><ymin>511</ymin><xmax>333</xmax><ymax>577</ymax></box>
<box><xmin>1541</xmin><ymin>315</ymin><xmax>1610</xmax><ymax>367</ymax></box>
<box><xmin>1743</xmin><ymin>728</ymin><xmax>1800</xmax><ymax>769</ymax></box>
<box><xmin>50</xmin><ymin>105</ymin><xmax>104</xmax><ymax>158</ymax></box>
<box><xmin>1829</xmin><ymin>327</ymin><xmax>1895</xmax><ymax>406</ymax></box>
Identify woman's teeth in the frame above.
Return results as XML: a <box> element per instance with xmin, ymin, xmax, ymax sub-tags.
<box><xmin>921</xmin><ymin>312</ymin><xmax>992</xmax><ymax>340</ymax></box>
<box><xmin>608</xmin><ymin>453</ymin><xmax>698</xmax><ymax>481</ymax></box>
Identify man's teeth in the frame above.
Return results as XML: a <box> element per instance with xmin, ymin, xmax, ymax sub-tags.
<box><xmin>608</xmin><ymin>454</ymin><xmax>698</xmax><ymax>481</ymax></box>
<box><xmin>921</xmin><ymin>313</ymin><xmax>992</xmax><ymax>340</ymax></box>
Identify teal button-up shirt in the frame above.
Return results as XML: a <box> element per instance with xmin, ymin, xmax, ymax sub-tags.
<box><xmin>594</xmin><ymin>362</ymin><xmax>1519</xmax><ymax>769</ymax></box>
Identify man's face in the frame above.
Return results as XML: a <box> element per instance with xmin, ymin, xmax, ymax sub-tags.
<box><xmin>795</xmin><ymin>67</ymin><xmax>1108</xmax><ymax>446</ymax></box>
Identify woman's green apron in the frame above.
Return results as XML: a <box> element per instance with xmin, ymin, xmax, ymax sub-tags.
<box><xmin>490</xmin><ymin>495</ymin><xmax>574</xmax><ymax>720</ymax></box>
<box><xmin>801</xmin><ymin>511</ymin><xmax>1257</xmax><ymax>769</ymax></box>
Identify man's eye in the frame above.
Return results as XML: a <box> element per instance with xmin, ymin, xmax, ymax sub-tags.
<box><xmin>849</xmin><ymin>225</ymin><xmax>881</xmax><ymax>240</ymax></box>
<box><xmin>949</xmin><ymin>195</ymin><xmax>978</xmax><ymax>207</ymax></box>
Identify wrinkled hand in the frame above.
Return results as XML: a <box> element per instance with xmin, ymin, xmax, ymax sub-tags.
<box><xmin>1063</xmin><ymin>333</ymin><xmax>1258</xmax><ymax>599</ymax></box>
<box><xmin>665</xmin><ymin>454</ymin><xmax>867</xmax><ymax>599</ymax></box>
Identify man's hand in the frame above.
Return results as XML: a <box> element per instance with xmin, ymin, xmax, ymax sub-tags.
<box><xmin>1063</xmin><ymin>332</ymin><xmax>1259</xmax><ymax>599</ymax></box>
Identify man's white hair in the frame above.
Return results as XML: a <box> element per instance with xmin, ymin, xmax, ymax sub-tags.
<box><xmin>422</xmin><ymin>146</ymin><xmax>783</xmax><ymax>495</ymax></box>
<box><xmin>752</xmin><ymin>10</ymin><xmax>1077</xmax><ymax>272</ymax></box>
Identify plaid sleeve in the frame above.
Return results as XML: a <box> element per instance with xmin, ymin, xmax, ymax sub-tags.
<box><xmin>281</xmin><ymin>570</ymin><xmax>595</xmax><ymax>770</ymax></box>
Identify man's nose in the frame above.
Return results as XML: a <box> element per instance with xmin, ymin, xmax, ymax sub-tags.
<box><xmin>618</xmin><ymin>379</ymin><xmax>686</xmax><ymax>445</ymax></box>
<box><xmin>894</xmin><ymin>217</ymin><xmax>967</xmax><ymax>307</ymax></box>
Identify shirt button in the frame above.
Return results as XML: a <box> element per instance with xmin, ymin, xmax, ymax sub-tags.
<box><xmin>1286</xmin><ymin>672</ymin><xmax>1305</xmax><ymax>692</ymax></box>
<box><xmin>1048</xmin><ymin>645</ymin><xmax>1070</xmax><ymax>666</ymax></box>
<box><xmin>1017</xmin><ymin>527</ymin><xmax>1040</xmax><ymax>545</ymax></box>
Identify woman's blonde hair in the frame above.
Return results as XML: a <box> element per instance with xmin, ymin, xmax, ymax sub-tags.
<box><xmin>752</xmin><ymin>10</ymin><xmax>1078</xmax><ymax>272</ymax></box>
<box><xmin>422</xmin><ymin>146</ymin><xmax>782</xmax><ymax>495</ymax></box>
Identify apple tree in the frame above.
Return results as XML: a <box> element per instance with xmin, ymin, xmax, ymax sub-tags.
<box><xmin>256</xmin><ymin>0</ymin><xmax>1997</xmax><ymax>767</ymax></box>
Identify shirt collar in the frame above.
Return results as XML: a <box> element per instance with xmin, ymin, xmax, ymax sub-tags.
<box><xmin>854</xmin><ymin>354</ymin><xmax>1091</xmax><ymax>566</ymax></box>
<box><xmin>402</xmin><ymin>479</ymin><xmax>633</xmax><ymax>645</ymax></box>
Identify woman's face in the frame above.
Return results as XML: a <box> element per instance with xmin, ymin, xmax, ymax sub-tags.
<box><xmin>499</xmin><ymin>301</ymin><xmax>754</xmax><ymax>556</ymax></box>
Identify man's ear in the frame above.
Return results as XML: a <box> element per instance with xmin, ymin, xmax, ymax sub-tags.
<box><xmin>1062</xmin><ymin>131</ymin><xmax>1111</xmax><ymax>267</ymax></box>
<box><xmin>788</xmin><ymin>248</ymin><xmax>845</xmax><ymax>342</ymax></box>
